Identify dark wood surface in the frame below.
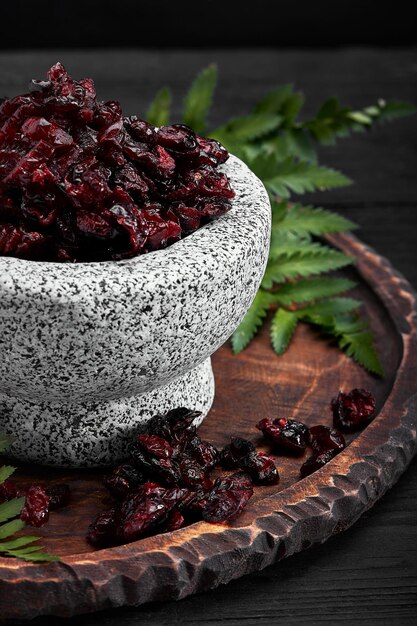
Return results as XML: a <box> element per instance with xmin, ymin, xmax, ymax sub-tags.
<box><xmin>1</xmin><ymin>47</ymin><xmax>417</xmax><ymax>625</ymax></box>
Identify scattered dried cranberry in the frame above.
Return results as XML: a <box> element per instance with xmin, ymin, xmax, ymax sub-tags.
<box><xmin>203</xmin><ymin>472</ymin><xmax>253</xmax><ymax>523</ymax></box>
<box><xmin>240</xmin><ymin>452</ymin><xmax>280</xmax><ymax>485</ymax></box>
<box><xmin>331</xmin><ymin>388</ymin><xmax>376</xmax><ymax>432</ymax></box>
<box><xmin>0</xmin><ymin>63</ymin><xmax>234</xmax><ymax>262</ymax></box>
<box><xmin>300</xmin><ymin>449</ymin><xmax>338</xmax><ymax>478</ymax></box>
<box><xmin>20</xmin><ymin>485</ymin><xmax>50</xmax><ymax>527</ymax></box>
<box><xmin>309</xmin><ymin>425</ymin><xmax>346</xmax><ymax>454</ymax></box>
<box><xmin>0</xmin><ymin>480</ymin><xmax>17</xmax><ymax>503</ymax></box>
<box><xmin>219</xmin><ymin>437</ymin><xmax>256</xmax><ymax>469</ymax></box>
<box><xmin>45</xmin><ymin>483</ymin><xmax>71</xmax><ymax>510</ymax></box>
<box><xmin>256</xmin><ymin>418</ymin><xmax>309</xmax><ymax>454</ymax></box>
<box><xmin>87</xmin><ymin>507</ymin><xmax>119</xmax><ymax>548</ymax></box>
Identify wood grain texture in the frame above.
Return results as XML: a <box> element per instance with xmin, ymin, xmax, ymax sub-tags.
<box><xmin>0</xmin><ymin>231</ymin><xmax>416</xmax><ymax>620</ymax></box>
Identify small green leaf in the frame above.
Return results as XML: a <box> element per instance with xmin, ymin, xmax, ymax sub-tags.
<box><xmin>255</xmin><ymin>85</ymin><xmax>295</xmax><ymax>113</ymax></box>
<box><xmin>270</xmin><ymin>309</ymin><xmax>298</xmax><ymax>355</ymax></box>
<box><xmin>269</xmin><ymin>239</ymin><xmax>332</xmax><ymax>259</ymax></box>
<box><xmin>377</xmin><ymin>100</ymin><xmax>417</xmax><ymax>122</ymax></box>
<box><xmin>270</xmin><ymin>161</ymin><xmax>352</xmax><ymax>198</ymax></box>
<box><xmin>347</xmin><ymin>111</ymin><xmax>372</xmax><ymax>125</ymax></box>
<box><xmin>0</xmin><ymin>535</ymin><xmax>40</xmax><ymax>551</ymax></box>
<box><xmin>0</xmin><ymin>518</ymin><xmax>25</xmax><ymax>540</ymax></box>
<box><xmin>339</xmin><ymin>329</ymin><xmax>384</xmax><ymax>376</ymax></box>
<box><xmin>183</xmin><ymin>64</ymin><xmax>217</xmax><ymax>133</ymax></box>
<box><xmin>273</xmin><ymin>204</ymin><xmax>357</xmax><ymax>238</ymax></box>
<box><xmin>5</xmin><ymin>549</ymin><xmax>60</xmax><ymax>562</ymax></box>
<box><xmin>0</xmin><ymin>465</ymin><xmax>16</xmax><ymax>484</ymax></box>
<box><xmin>0</xmin><ymin>497</ymin><xmax>25</xmax><ymax>524</ymax></box>
<box><xmin>297</xmin><ymin>297</ymin><xmax>362</xmax><ymax>318</ymax></box>
<box><xmin>274</xmin><ymin>278</ymin><xmax>357</xmax><ymax>306</ymax></box>
<box><xmin>281</xmin><ymin>92</ymin><xmax>305</xmax><ymax>125</ymax></box>
<box><xmin>211</xmin><ymin>113</ymin><xmax>283</xmax><ymax>144</ymax></box>
<box><xmin>281</xmin><ymin>129</ymin><xmax>317</xmax><ymax>163</ymax></box>
<box><xmin>231</xmin><ymin>291</ymin><xmax>274</xmax><ymax>353</ymax></box>
<box><xmin>0</xmin><ymin>434</ymin><xmax>14</xmax><ymax>453</ymax></box>
<box><xmin>262</xmin><ymin>249</ymin><xmax>353</xmax><ymax>288</ymax></box>
<box><xmin>146</xmin><ymin>87</ymin><xmax>171</xmax><ymax>127</ymax></box>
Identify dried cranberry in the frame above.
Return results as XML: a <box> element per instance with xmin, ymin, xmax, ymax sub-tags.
<box><xmin>164</xmin><ymin>509</ymin><xmax>185</xmax><ymax>532</ymax></box>
<box><xmin>20</xmin><ymin>485</ymin><xmax>50</xmax><ymax>527</ymax></box>
<box><xmin>257</xmin><ymin>418</ymin><xmax>309</xmax><ymax>454</ymax></box>
<box><xmin>157</xmin><ymin>124</ymin><xmax>197</xmax><ymax>152</ymax></box>
<box><xmin>178</xmin><ymin>457</ymin><xmax>213</xmax><ymax>491</ymax></box>
<box><xmin>176</xmin><ymin>488</ymin><xmax>207</xmax><ymax>520</ymax></box>
<box><xmin>117</xmin><ymin>494</ymin><xmax>173</xmax><ymax>542</ymax></box>
<box><xmin>300</xmin><ymin>449</ymin><xmax>338</xmax><ymax>478</ymax></box>
<box><xmin>87</xmin><ymin>507</ymin><xmax>119</xmax><ymax>547</ymax></box>
<box><xmin>220</xmin><ymin>437</ymin><xmax>256</xmax><ymax>469</ymax></box>
<box><xmin>45</xmin><ymin>484</ymin><xmax>71</xmax><ymax>510</ymax></box>
<box><xmin>0</xmin><ymin>480</ymin><xmax>17</xmax><ymax>503</ymax></box>
<box><xmin>331</xmin><ymin>388</ymin><xmax>376</xmax><ymax>432</ymax></box>
<box><xmin>185</xmin><ymin>435</ymin><xmax>219</xmax><ymax>471</ymax></box>
<box><xmin>203</xmin><ymin>472</ymin><xmax>253</xmax><ymax>523</ymax></box>
<box><xmin>145</xmin><ymin>407</ymin><xmax>201</xmax><ymax>444</ymax></box>
<box><xmin>309</xmin><ymin>425</ymin><xmax>346</xmax><ymax>454</ymax></box>
<box><xmin>130</xmin><ymin>434</ymin><xmax>180</xmax><ymax>486</ymax></box>
<box><xmin>240</xmin><ymin>452</ymin><xmax>280</xmax><ymax>485</ymax></box>
<box><xmin>103</xmin><ymin>464</ymin><xmax>144</xmax><ymax>500</ymax></box>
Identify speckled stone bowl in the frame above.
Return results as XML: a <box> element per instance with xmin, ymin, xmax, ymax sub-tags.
<box><xmin>0</xmin><ymin>155</ymin><xmax>270</xmax><ymax>467</ymax></box>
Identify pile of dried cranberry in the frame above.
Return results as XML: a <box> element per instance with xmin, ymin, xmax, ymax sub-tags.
<box><xmin>87</xmin><ymin>408</ymin><xmax>274</xmax><ymax>547</ymax></box>
<box><xmin>0</xmin><ymin>388</ymin><xmax>375</xmax><ymax>542</ymax></box>
<box><xmin>0</xmin><ymin>63</ymin><xmax>234</xmax><ymax>262</ymax></box>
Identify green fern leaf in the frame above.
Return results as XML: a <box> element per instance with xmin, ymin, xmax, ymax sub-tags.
<box><xmin>0</xmin><ymin>497</ymin><xmax>25</xmax><ymax>524</ymax></box>
<box><xmin>262</xmin><ymin>249</ymin><xmax>353</xmax><ymax>288</ymax></box>
<box><xmin>269</xmin><ymin>160</ymin><xmax>352</xmax><ymax>198</ymax></box>
<box><xmin>146</xmin><ymin>87</ymin><xmax>171</xmax><ymax>127</ymax></box>
<box><xmin>0</xmin><ymin>518</ymin><xmax>25</xmax><ymax>539</ymax></box>
<box><xmin>231</xmin><ymin>291</ymin><xmax>274</xmax><ymax>353</ymax></box>
<box><xmin>0</xmin><ymin>535</ymin><xmax>41</xmax><ymax>551</ymax></box>
<box><xmin>274</xmin><ymin>278</ymin><xmax>357</xmax><ymax>306</ymax></box>
<box><xmin>280</xmin><ymin>129</ymin><xmax>317</xmax><ymax>163</ymax></box>
<box><xmin>269</xmin><ymin>239</ymin><xmax>331</xmax><ymax>259</ymax></box>
<box><xmin>297</xmin><ymin>297</ymin><xmax>362</xmax><ymax>318</ymax></box>
<box><xmin>5</xmin><ymin>549</ymin><xmax>60</xmax><ymax>562</ymax></box>
<box><xmin>339</xmin><ymin>330</ymin><xmax>383</xmax><ymax>376</ymax></box>
<box><xmin>274</xmin><ymin>204</ymin><xmax>357</xmax><ymax>238</ymax></box>
<box><xmin>182</xmin><ymin>64</ymin><xmax>217</xmax><ymax>133</ymax></box>
<box><xmin>376</xmin><ymin>100</ymin><xmax>417</xmax><ymax>122</ymax></box>
<box><xmin>270</xmin><ymin>309</ymin><xmax>298</xmax><ymax>355</ymax></box>
<box><xmin>255</xmin><ymin>85</ymin><xmax>295</xmax><ymax>113</ymax></box>
<box><xmin>0</xmin><ymin>465</ymin><xmax>15</xmax><ymax>484</ymax></box>
<box><xmin>211</xmin><ymin>113</ymin><xmax>283</xmax><ymax>145</ymax></box>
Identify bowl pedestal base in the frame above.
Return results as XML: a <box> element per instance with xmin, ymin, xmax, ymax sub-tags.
<box><xmin>0</xmin><ymin>358</ymin><xmax>214</xmax><ymax>468</ymax></box>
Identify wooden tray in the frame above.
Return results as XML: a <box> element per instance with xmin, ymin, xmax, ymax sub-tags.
<box><xmin>1</xmin><ymin>232</ymin><xmax>417</xmax><ymax>620</ymax></box>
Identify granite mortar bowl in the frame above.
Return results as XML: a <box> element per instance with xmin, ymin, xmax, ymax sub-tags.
<box><xmin>0</xmin><ymin>156</ymin><xmax>271</xmax><ymax>467</ymax></box>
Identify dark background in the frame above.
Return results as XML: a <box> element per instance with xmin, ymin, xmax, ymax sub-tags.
<box><xmin>1</xmin><ymin>0</ymin><xmax>416</xmax><ymax>48</ymax></box>
<box><xmin>1</xmin><ymin>3</ymin><xmax>417</xmax><ymax>625</ymax></box>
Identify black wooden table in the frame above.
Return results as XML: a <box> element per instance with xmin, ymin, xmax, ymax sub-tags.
<box><xmin>1</xmin><ymin>47</ymin><xmax>416</xmax><ymax>625</ymax></box>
